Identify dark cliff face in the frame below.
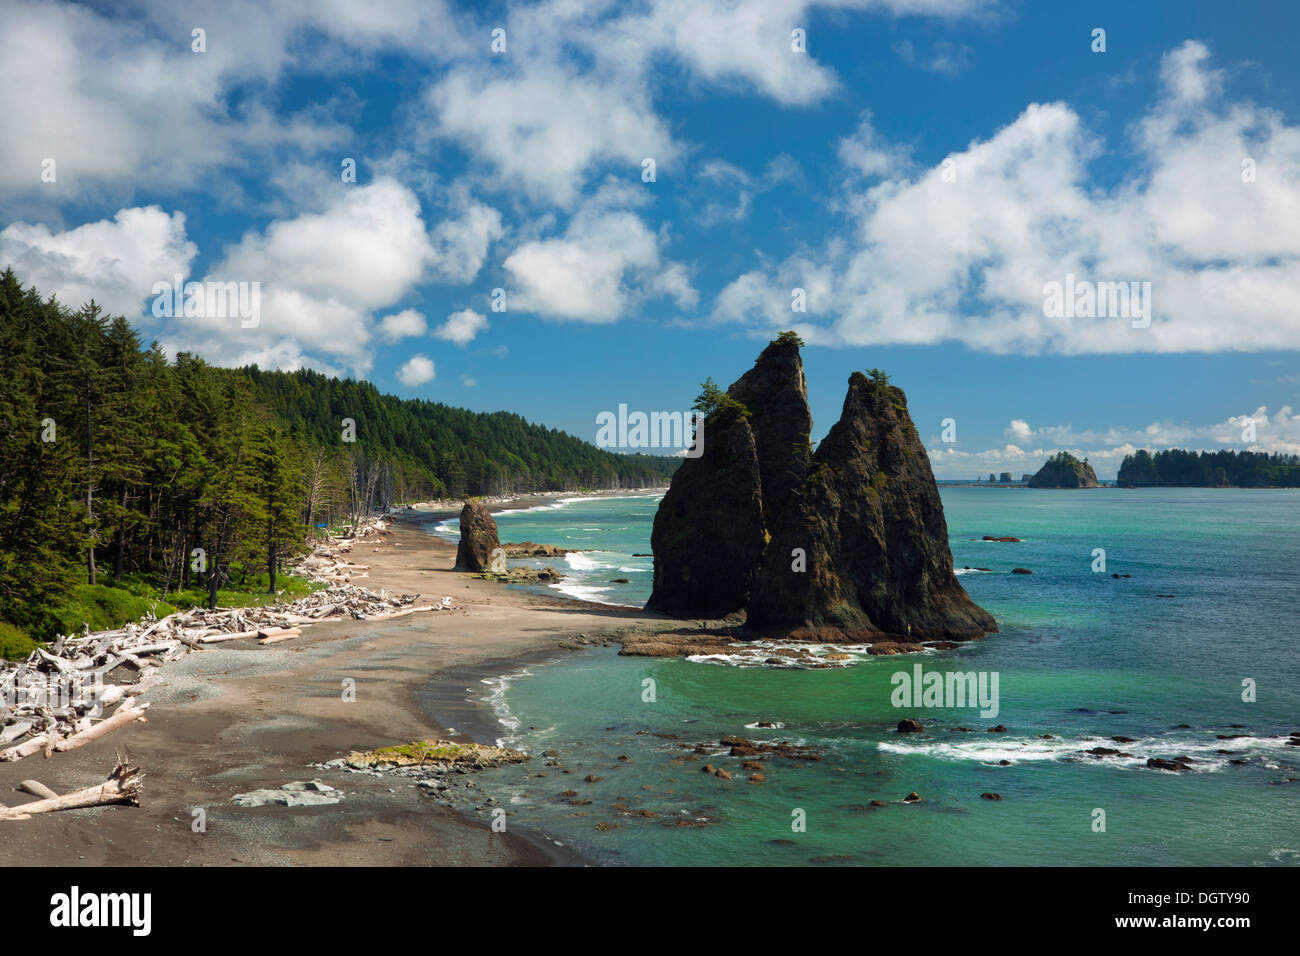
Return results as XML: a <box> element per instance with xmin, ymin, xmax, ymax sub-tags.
<box><xmin>746</xmin><ymin>373</ymin><xmax>997</xmax><ymax>640</ymax></box>
<box><xmin>644</xmin><ymin>410</ymin><xmax>773</xmax><ymax>617</ymax></box>
<box><xmin>647</xmin><ymin>340</ymin><xmax>997</xmax><ymax>642</ymax></box>
<box><xmin>1028</xmin><ymin>454</ymin><xmax>1100</xmax><ymax>488</ymax></box>
<box><xmin>454</xmin><ymin>499</ymin><xmax>500</xmax><ymax>572</ymax></box>
<box><xmin>727</xmin><ymin>338</ymin><xmax>812</xmax><ymax>527</ymax></box>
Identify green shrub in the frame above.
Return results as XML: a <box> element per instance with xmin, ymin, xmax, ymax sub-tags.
<box><xmin>0</xmin><ymin>621</ymin><xmax>41</xmax><ymax>660</ymax></box>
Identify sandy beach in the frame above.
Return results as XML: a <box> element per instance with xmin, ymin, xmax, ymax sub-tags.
<box><xmin>0</xmin><ymin>496</ymin><xmax>672</xmax><ymax>867</ymax></box>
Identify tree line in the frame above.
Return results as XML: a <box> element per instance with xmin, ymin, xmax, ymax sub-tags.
<box><xmin>1118</xmin><ymin>448</ymin><xmax>1300</xmax><ymax>487</ymax></box>
<box><xmin>0</xmin><ymin>270</ymin><xmax>677</xmax><ymax>643</ymax></box>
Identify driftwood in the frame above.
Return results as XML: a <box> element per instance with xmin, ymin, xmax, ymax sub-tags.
<box><xmin>257</xmin><ymin>628</ymin><xmax>301</xmax><ymax>646</ymax></box>
<box><xmin>54</xmin><ymin>702</ymin><xmax>148</xmax><ymax>753</ymax></box>
<box><xmin>0</xmin><ymin>763</ymin><xmax>144</xmax><ymax>820</ymax></box>
<box><xmin>1</xmin><ymin>512</ymin><xmax>464</xmax><ymax>763</ymax></box>
<box><xmin>18</xmin><ymin>780</ymin><xmax>58</xmax><ymax>799</ymax></box>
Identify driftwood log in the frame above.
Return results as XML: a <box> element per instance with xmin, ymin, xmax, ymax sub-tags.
<box><xmin>0</xmin><ymin>763</ymin><xmax>145</xmax><ymax>820</ymax></box>
<box><xmin>18</xmin><ymin>780</ymin><xmax>58</xmax><ymax>799</ymax></box>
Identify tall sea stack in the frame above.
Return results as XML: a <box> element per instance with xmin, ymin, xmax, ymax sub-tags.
<box><xmin>645</xmin><ymin>334</ymin><xmax>809</xmax><ymax>617</ymax></box>
<box><xmin>647</xmin><ymin>335</ymin><xmax>996</xmax><ymax>642</ymax></box>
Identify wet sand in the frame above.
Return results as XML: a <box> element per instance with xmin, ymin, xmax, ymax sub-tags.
<box><xmin>0</xmin><ymin>499</ymin><xmax>672</xmax><ymax>867</ymax></box>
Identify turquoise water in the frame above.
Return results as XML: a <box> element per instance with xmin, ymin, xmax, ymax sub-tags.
<box><xmin>433</xmin><ymin>495</ymin><xmax>661</xmax><ymax>605</ymax></box>
<box><xmin>439</xmin><ymin>489</ymin><xmax>1300</xmax><ymax>866</ymax></box>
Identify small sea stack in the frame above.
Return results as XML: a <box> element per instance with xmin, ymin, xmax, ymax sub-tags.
<box><xmin>1027</xmin><ymin>452</ymin><xmax>1100</xmax><ymax>488</ymax></box>
<box><xmin>453</xmin><ymin>499</ymin><xmax>501</xmax><ymax>572</ymax></box>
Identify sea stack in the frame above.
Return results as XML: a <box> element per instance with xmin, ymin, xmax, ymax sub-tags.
<box><xmin>645</xmin><ymin>333</ymin><xmax>809</xmax><ymax>617</ymax></box>
<box><xmin>1027</xmin><ymin>452</ymin><xmax>1100</xmax><ymax>488</ymax></box>
<box><xmin>454</xmin><ymin>499</ymin><xmax>500</xmax><ymax>572</ymax></box>
<box><xmin>646</xmin><ymin>334</ymin><xmax>997</xmax><ymax>642</ymax></box>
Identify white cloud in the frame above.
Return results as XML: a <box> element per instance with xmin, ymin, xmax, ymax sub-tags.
<box><xmin>0</xmin><ymin>0</ymin><xmax>364</xmax><ymax>199</ymax></box>
<box><xmin>428</xmin><ymin>194</ymin><xmax>503</xmax><ymax>283</ymax></box>
<box><xmin>427</xmin><ymin>64</ymin><xmax>676</xmax><ymax>207</ymax></box>
<box><xmin>718</xmin><ymin>41</ymin><xmax>1300</xmax><ymax>355</ymax></box>
<box><xmin>929</xmin><ymin>405</ymin><xmax>1300</xmax><ymax>479</ymax></box>
<box><xmin>161</xmin><ymin>178</ymin><xmax>435</xmax><ymax>374</ymax></box>
<box><xmin>460</xmin><ymin>375</ymin><xmax>477</xmax><ymax>387</ymax></box>
<box><xmin>0</xmin><ymin>206</ymin><xmax>196</xmax><ymax>316</ymax></box>
<box><xmin>377</xmin><ymin>308</ymin><xmax>428</xmax><ymax>343</ymax></box>
<box><xmin>504</xmin><ymin>192</ymin><xmax>696</xmax><ymax>322</ymax></box>
<box><xmin>434</xmin><ymin>308</ymin><xmax>488</xmax><ymax>346</ymax></box>
<box><xmin>396</xmin><ymin>355</ymin><xmax>436</xmax><ymax>386</ymax></box>
<box><xmin>838</xmin><ymin>112</ymin><xmax>911</xmax><ymax>179</ymax></box>
<box><xmin>1007</xmin><ymin>419</ymin><xmax>1032</xmax><ymax>442</ymax></box>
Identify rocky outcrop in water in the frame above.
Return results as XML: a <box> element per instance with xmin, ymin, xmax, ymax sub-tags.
<box><xmin>454</xmin><ymin>499</ymin><xmax>500</xmax><ymax>572</ymax></box>
<box><xmin>646</xmin><ymin>335</ymin><xmax>996</xmax><ymax>642</ymax></box>
<box><xmin>746</xmin><ymin>371</ymin><xmax>996</xmax><ymax>641</ymax></box>
<box><xmin>1027</xmin><ymin>452</ymin><xmax>1100</xmax><ymax>488</ymax></box>
<box><xmin>645</xmin><ymin>334</ymin><xmax>808</xmax><ymax>617</ymax></box>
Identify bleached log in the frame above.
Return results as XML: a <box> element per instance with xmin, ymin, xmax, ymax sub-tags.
<box><xmin>18</xmin><ymin>780</ymin><xmax>58</xmax><ymax>799</ymax></box>
<box><xmin>35</xmin><ymin>649</ymin><xmax>74</xmax><ymax>675</ymax></box>
<box><xmin>0</xmin><ymin>734</ymin><xmax>48</xmax><ymax>762</ymax></box>
<box><xmin>173</xmin><ymin>632</ymin><xmax>206</xmax><ymax>651</ymax></box>
<box><xmin>0</xmin><ymin>762</ymin><xmax>144</xmax><ymax>820</ymax></box>
<box><xmin>0</xmin><ymin>722</ymin><xmax>33</xmax><ymax>745</ymax></box>
<box><xmin>257</xmin><ymin>628</ymin><xmax>302</xmax><ymax>645</ymax></box>
<box><xmin>199</xmin><ymin>629</ymin><xmax>261</xmax><ymax>644</ymax></box>
<box><xmin>51</xmin><ymin>702</ymin><xmax>148</xmax><ymax>755</ymax></box>
<box><xmin>128</xmin><ymin>642</ymin><xmax>179</xmax><ymax>657</ymax></box>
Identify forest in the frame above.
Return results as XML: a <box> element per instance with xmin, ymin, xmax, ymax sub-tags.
<box><xmin>1118</xmin><ymin>448</ymin><xmax>1300</xmax><ymax>487</ymax></box>
<box><xmin>0</xmin><ymin>270</ymin><xmax>677</xmax><ymax>651</ymax></box>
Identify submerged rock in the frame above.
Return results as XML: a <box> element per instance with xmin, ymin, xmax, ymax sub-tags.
<box><xmin>454</xmin><ymin>499</ymin><xmax>500</xmax><ymax>572</ymax></box>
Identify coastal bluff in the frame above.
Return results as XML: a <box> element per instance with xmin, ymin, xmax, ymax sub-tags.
<box><xmin>646</xmin><ymin>334</ymin><xmax>997</xmax><ymax>643</ymax></box>
<box><xmin>1027</xmin><ymin>452</ymin><xmax>1100</xmax><ymax>488</ymax></box>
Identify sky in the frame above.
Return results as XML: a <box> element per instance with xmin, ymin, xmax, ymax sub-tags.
<box><xmin>1</xmin><ymin>0</ymin><xmax>1298</xmax><ymax>479</ymax></box>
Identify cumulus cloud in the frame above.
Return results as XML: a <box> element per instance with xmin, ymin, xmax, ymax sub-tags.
<box><xmin>160</xmin><ymin>178</ymin><xmax>435</xmax><ymax>375</ymax></box>
<box><xmin>377</xmin><ymin>309</ymin><xmax>428</xmax><ymax>343</ymax></box>
<box><xmin>427</xmin><ymin>63</ymin><xmax>676</xmax><ymax>208</ymax></box>
<box><xmin>716</xmin><ymin>40</ymin><xmax>1300</xmax><ymax>355</ymax></box>
<box><xmin>422</xmin><ymin>0</ymin><xmax>987</xmax><ymax>207</ymax></box>
<box><xmin>0</xmin><ymin>206</ymin><xmax>196</xmax><ymax>316</ymax></box>
<box><xmin>503</xmin><ymin>190</ymin><xmax>696</xmax><ymax>322</ymax></box>
<box><xmin>396</xmin><ymin>354</ymin><xmax>436</xmax><ymax>386</ymax></box>
<box><xmin>434</xmin><ymin>308</ymin><xmax>488</xmax><ymax>346</ymax></box>
<box><xmin>428</xmin><ymin>194</ymin><xmax>503</xmax><ymax>283</ymax></box>
<box><xmin>0</xmin><ymin>0</ymin><xmax>375</xmax><ymax>198</ymax></box>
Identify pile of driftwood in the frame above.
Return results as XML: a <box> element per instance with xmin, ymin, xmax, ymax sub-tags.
<box><xmin>0</xmin><ymin>584</ymin><xmax>459</xmax><ymax>764</ymax></box>
<box><xmin>290</xmin><ymin>514</ymin><xmax>390</xmax><ymax>585</ymax></box>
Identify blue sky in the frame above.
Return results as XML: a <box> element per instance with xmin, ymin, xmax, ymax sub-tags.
<box><xmin>2</xmin><ymin>0</ymin><xmax>1298</xmax><ymax>477</ymax></box>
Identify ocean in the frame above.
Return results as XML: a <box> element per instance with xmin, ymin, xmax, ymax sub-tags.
<box><xmin>430</xmin><ymin>488</ymin><xmax>1300</xmax><ymax>866</ymax></box>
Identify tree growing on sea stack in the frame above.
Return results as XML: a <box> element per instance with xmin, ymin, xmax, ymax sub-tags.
<box><xmin>646</xmin><ymin>332</ymin><xmax>997</xmax><ymax>643</ymax></box>
<box><xmin>454</xmin><ymin>499</ymin><xmax>500</xmax><ymax>572</ymax></box>
<box><xmin>1027</xmin><ymin>452</ymin><xmax>1100</xmax><ymax>488</ymax></box>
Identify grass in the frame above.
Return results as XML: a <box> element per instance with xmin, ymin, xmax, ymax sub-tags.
<box><xmin>374</xmin><ymin>741</ymin><xmax>470</xmax><ymax>761</ymax></box>
<box><xmin>10</xmin><ymin>565</ymin><xmax>323</xmax><ymax>647</ymax></box>
<box><xmin>0</xmin><ymin>621</ymin><xmax>40</xmax><ymax>661</ymax></box>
